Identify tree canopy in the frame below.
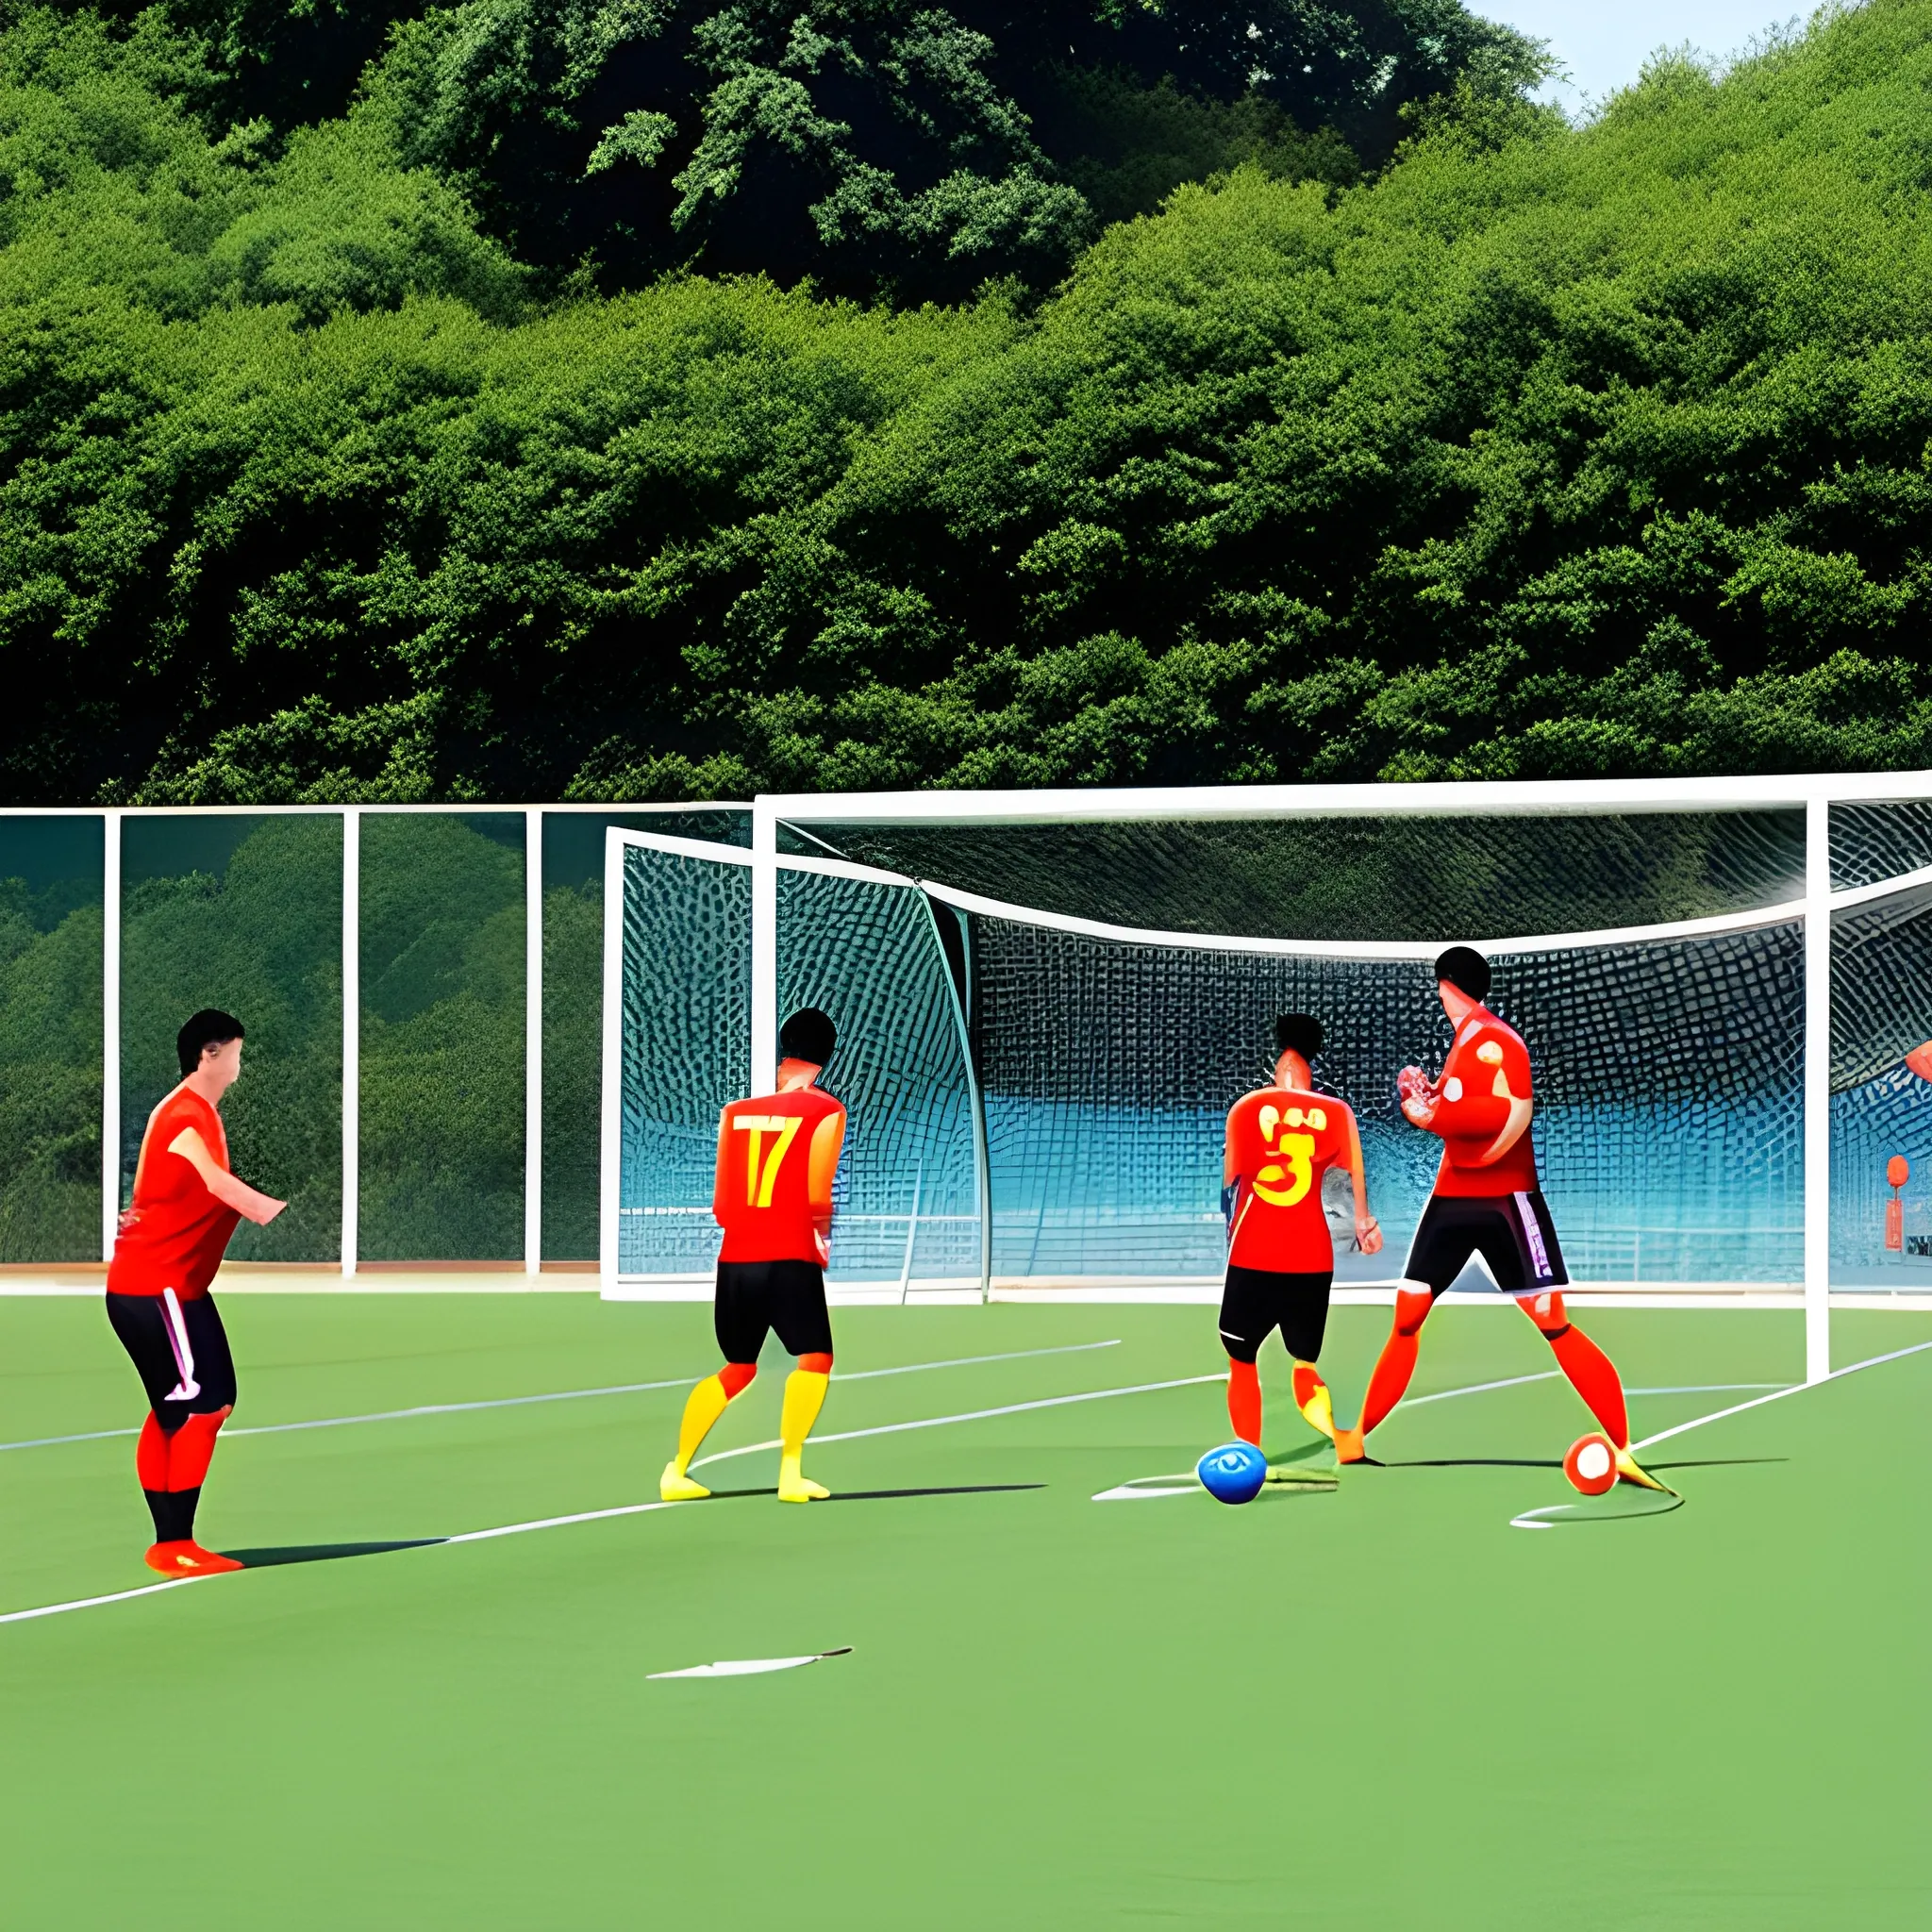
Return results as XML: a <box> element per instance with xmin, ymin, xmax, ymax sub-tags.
<box><xmin>4</xmin><ymin>0</ymin><xmax>1932</xmax><ymax>804</ymax></box>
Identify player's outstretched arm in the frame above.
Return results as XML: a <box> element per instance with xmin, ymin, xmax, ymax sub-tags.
<box><xmin>168</xmin><ymin>1128</ymin><xmax>286</xmax><ymax>1224</ymax></box>
<box><xmin>1342</xmin><ymin>1106</ymin><xmax>1382</xmax><ymax>1254</ymax></box>
<box><xmin>808</xmin><ymin>1110</ymin><xmax>845</xmax><ymax>1261</ymax></box>
<box><xmin>710</xmin><ymin>1109</ymin><xmax>732</xmax><ymax>1225</ymax></box>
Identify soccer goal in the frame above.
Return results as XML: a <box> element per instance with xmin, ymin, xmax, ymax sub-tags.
<box><xmin>601</xmin><ymin>774</ymin><xmax>1932</xmax><ymax>1382</ymax></box>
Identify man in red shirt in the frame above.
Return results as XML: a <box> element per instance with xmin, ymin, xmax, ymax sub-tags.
<box><xmin>661</xmin><ymin>1008</ymin><xmax>848</xmax><ymax>1505</ymax></box>
<box><xmin>1220</xmin><ymin>1015</ymin><xmax>1381</xmax><ymax>1467</ymax></box>
<box><xmin>1334</xmin><ymin>949</ymin><xmax>1663</xmax><ymax>1489</ymax></box>
<box><xmin>106</xmin><ymin>1009</ymin><xmax>288</xmax><ymax>1574</ymax></box>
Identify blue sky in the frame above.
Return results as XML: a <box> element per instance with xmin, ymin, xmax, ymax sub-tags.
<box><xmin>1478</xmin><ymin>1</ymin><xmax>1811</xmax><ymax>110</ymax></box>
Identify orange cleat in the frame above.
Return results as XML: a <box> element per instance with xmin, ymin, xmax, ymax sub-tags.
<box><xmin>1333</xmin><ymin>1425</ymin><xmax>1368</xmax><ymax>1465</ymax></box>
<box><xmin>144</xmin><ymin>1541</ymin><xmax>244</xmax><ymax>1576</ymax></box>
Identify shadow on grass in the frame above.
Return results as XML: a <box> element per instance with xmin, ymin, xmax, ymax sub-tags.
<box><xmin>1384</xmin><ymin>1457</ymin><xmax>1563</xmax><ymax>1470</ymax></box>
<box><xmin>1650</xmin><ymin>1457</ymin><xmax>1788</xmax><ymax>1470</ymax></box>
<box><xmin>225</xmin><ymin>1541</ymin><xmax>445</xmax><ymax>1568</ymax></box>
<box><xmin>694</xmin><ymin>1484</ymin><xmax>1045</xmax><ymax>1504</ymax></box>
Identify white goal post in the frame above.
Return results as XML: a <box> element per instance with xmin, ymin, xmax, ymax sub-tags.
<box><xmin>600</xmin><ymin>772</ymin><xmax>1932</xmax><ymax>1383</ymax></box>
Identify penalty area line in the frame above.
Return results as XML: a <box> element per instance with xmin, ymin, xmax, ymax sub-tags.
<box><xmin>1511</xmin><ymin>1338</ymin><xmax>1932</xmax><ymax>1531</ymax></box>
<box><xmin>0</xmin><ymin>1360</ymin><xmax>1191</xmax><ymax>1627</ymax></box>
<box><xmin>1091</xmin><ymin>1370</ymin><xmax>1562</xmax><ymax>1502</ymax></box>
<box><xmin>1630</xmin><ymin>1337</ymin><xmax>1932</xmax><ymax>1452</ymax></box>
<box><xmin>0</xmin><ymin>1340</ymin><xmax>1124</xmax><ymax>1457</ymax></box>
<box><xmin>0</xmin><ymin>1576</ymin><xmax>213</xmax><ymax>1624</ymax></box>
<box><xmin>691</xmin><ymin>1372</ymin><xmax>1229</xmax><ymax>1471</ymax></box>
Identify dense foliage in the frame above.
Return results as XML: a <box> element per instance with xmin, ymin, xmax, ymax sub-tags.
<box><xmin>151</xmin><ymin>0</ymin><xmax>1529</xmax><ymax>295</ymax></box>
<box><xmin>5</xmin><ymin>0</ymin><xmax>1932</xmax><ymax>807</ymax></box>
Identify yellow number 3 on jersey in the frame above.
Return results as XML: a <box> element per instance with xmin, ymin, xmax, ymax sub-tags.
<box><xmin>734</xmin><ymin>1115</ymin><xmax>803</xmax><ymax>1207</ymax></box>
<box><xmin>1253</xmin><ymin>1131</ymin><xmax>1316</xmax><ymax>1208</ymax></box>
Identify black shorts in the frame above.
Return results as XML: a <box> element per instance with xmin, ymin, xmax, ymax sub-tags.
<box><xmin>1218</xmin><ymin>1265</ymin><xmax>1332</xmax><ymax>1364</ymax></box>
<box><xmin>1403</xmin><ymin>1191</ymin><xmax>1568</xmax><ymax>1297</ymax></box>
<box><xmin>715</xmin><ymin>1259</ymin><xmax>833</xmax><ymax>1365</ymax></box>
<box><xmin>105</xmin><ymin>1291</ymin><xmax>238</xmax><ymax>1428</ymax></box>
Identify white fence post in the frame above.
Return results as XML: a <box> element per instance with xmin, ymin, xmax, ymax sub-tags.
<box><xmin>341</xmin><ymin>808</ymin><xmax>359</xmax><ymax>1279</ymax></box>
<box><xmin>1804</xmin><ymin>791</ymin><xmax>1832</xmax><ymax>1382</ymax></box>
<box><xmin>525</xmin><ymin>806</ymin><xmax>543</xmax><ymax>1277</ymax></box>
<box><xmin>750</xmin><ymin>799</ymin><xmax>778</xmax><ymax>1093</ymax></box>
<box><xmin>100</xmin><ymin>809</ymin><xmax>121</xmax><ymax>1263</ymax></box>
<box><xmin>599</xmin><ymin>826</ymin><xmax>625</xmax><ymax>1291</ymax></box>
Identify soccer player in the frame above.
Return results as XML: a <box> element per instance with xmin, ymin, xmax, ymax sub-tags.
<box><xmin>1333</xmin><ymin>948</ymin><xmax>1664</xmax><ymax>1489</ymax></box>
<box><xmin>106</xmin><ymin>1009</ymin><xmax>287</xmax><ymax>1575</ymax></box>
<box><xmin>1221</xmin><ymin>1014</ymin><xmax>1381</xmax><ymax>1468</ymax></box>
<box><xmin>661</xmin><ymin>1008</ymin><xmax>848</xmax><ymax>1505</ymax></box>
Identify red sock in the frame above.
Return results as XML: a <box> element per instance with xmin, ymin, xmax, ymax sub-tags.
<box><xmin>1226</xmin><ymin>1359</ymin><xmax>1261</xmax><ymax>1445</ymax></box>
<box><xmin>1541</xmin><ymin>1323</ymin><xmax>1628</xmax><ymax>1448</ymax></box>
<box><xmin>137</xmin><ymin>1413</ymin><xmax>169</xmax><ymax>1490</ymax></box>
<box><xmin>167</xmin><ymin>1408</ymin><xmax>229</xmax><ymax>1492</ymax></box>
<box><xmin>1359</xmin><ymin>1289</ymin><xmax>1433</xmax><ymax>1437</ymax></box>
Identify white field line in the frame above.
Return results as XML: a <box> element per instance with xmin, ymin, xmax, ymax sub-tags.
<box><xmin>690</xmin><ymin>1373</ymin><xmax>1228</xmax><ymax>1472</ymax></box>
<box><xmin>1091</xmin><ymin>1370</ymin><xmax>1564</xmax><ymax>1500</ymax></box>
<box><xmin>15</xmin><ymin>1353</ymin><xmax>1899</xmax><ymax>1625</ymax></box>
<box><xmin>445</xmin><ymin>1503</ymin><xmax>673</xmax><ymax>1543</ymax></box>
<box><xmin>0</xmin><ymin>1356</ymin><xmax>1191</xmax><ymax>1627</ymax></box>
<box><xmin>1625</xmin><ymin>1384</ymin><xmax>1792</xmax><ymax>1395</ymax></box>
<box><xmin>1630</xmin><ymin>1337</ymin><xmax>1932</xmax><ymax>1452</ymax></box>
<box><xmin>1402</xmin><ymin>1371</ymin><xmax>1556</xmax><ymax>1407</ymax></box>
<box><xmin>0</xmin><ymin>1576</ymin><xmax>211</xmax><ymax>1624</ymax></box>
<box><xmin>0</xmin><ymin>1341</ymin><xmax>1123</xmax><ymax>1456</ymax></box>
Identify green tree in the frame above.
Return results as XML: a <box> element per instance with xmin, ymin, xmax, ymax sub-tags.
<box><xmin>358</xmin><ymin>0</ymin><xmax>1541</xmax><ymax>296</ymax></box>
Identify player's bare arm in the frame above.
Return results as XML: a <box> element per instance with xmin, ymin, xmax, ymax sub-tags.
<box><xmin>167</xmin><ymin>1127</ymin><xmax>287</xmax><ymax>1224</ymax></box>
<box><xmin>1342</xmin><ymin>1105</ymin><xmax>1383</xmax><ymax>1254</ymax></box>
<box><xmin>808</xmin><ymin>1109</ymin><xmax>845</xmax><ymax>1260</ymax></box>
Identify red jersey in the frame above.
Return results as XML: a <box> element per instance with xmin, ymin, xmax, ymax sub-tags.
<box><xmin>107</xmin><ymin>1087</ymin><xmax>242</xmax><ymax>1299</ymax></box>
<box><xmin>1225</xmin><ymin>1086</ymin><xmax>1353</xmax><ymax>1273</ymax></box>
<box><xmin>1424</xmin><ymin>1005</ymin><xmax>1539</xmax><ymax>1197</ymax></box>
<box><xmin>713</xmin><ymin>1084</ymin><xmax>846</xmax><ymax>1265</ymax></box>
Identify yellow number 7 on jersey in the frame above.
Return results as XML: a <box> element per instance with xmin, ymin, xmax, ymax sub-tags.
<box><xmin>734</xmin><ymin>1115</ymin><xmax>803</xmax><ymax>1207</ymax></box>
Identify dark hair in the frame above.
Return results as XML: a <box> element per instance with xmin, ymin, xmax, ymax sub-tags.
<box><xmin>1274</xmin><ymin>1013</ymin><xmax>1324</xmax><ymax>1061</ymax></box>
<box><xmin>779</xmin><ymin>1008</ymin><xmax>836</xmax><ymax>1067</ymax></box>
<box><xmin>1434</xmin><ymin>947</ymin><xmax>1491</xmax><ymax>1003</ymax></box>
<box><xmin>177</xmin><ymin>1008</ymin><xmax>245</xmax><ymax>1076</ymax></box>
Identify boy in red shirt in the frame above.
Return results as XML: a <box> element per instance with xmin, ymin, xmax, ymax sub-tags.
<box><xmin>1220</xmin><ymin>1014</ymin><xmax>1381</xmax><ymax>1465</ymax></box>
<box><xmin>106</xmin><ymin>1009</ymin><xmax>287</xmax><ymax>1574</ymax></box>
<box><xmin>1334</xmin><ymin>949</ymin><xmax>1663</xmax><ymax>1489</ymax></box>
<box><xmin>661</xmin><ymin>1008</ymin><xmax>848</xmax><ymax>1505</ymax></box>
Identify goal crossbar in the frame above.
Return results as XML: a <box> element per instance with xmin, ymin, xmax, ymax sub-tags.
<box><xmin>602</xmin><ymin>774</ymin><xmax>1932</xmax><ymax>1382</ymax></box>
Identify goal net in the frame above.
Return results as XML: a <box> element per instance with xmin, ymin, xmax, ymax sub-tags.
<box><xmin>605</xmin><ymin>801</ymin><xmax>1843</xmax><ymax>1296</ymax></box>
<box><xmin>610</xmin><ymin>837</ymin><xmax>980</xmax><ymax>1289</ymax></box>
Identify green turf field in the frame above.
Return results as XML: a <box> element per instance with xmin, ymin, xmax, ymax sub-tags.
<box><xmin>2</xmin><ymin>1294</ymin><xmax>1927</xmax><ymax>1928</ymax></box>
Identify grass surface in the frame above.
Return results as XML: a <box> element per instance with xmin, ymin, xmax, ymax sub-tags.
<box><xmin>2</xmin><ymin>1295</ymin><xmax>1927</xmax><ymax>1928</ymax></box>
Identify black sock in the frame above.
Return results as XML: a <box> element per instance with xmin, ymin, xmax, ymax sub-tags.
<box><xmin>144</xmin><ymin>1490</ymin><xmax>201</xmax><ymax>1542</ymax></box>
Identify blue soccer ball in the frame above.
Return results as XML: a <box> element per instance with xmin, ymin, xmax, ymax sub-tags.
<box><xmin>1196</xmin><ymin>1441</ymin><xmax>1268</xmax><ymax>1505</ymax></box>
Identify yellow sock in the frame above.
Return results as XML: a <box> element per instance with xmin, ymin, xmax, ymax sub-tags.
<box><xmin>1292</xmin><ymin>1364</ymin><xmax>1336</xmax><ymax>1441</ymax></box>
<box><xmin>673</xmin><ymin>1374</ymin><xmax>733</xmax><ymax>1475</ymax></box>
<box><xmin>778</xmin><ymin>1369</ymin><xmax>830</xmax><ymax>1500</ymax></box>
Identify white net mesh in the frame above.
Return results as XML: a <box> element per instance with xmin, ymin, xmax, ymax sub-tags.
<box><xmin>777</xmin><ymin>868</ymin><xmax>979</xmax><ymax>1285</ymax></box>
<box><xmin>1831</xmin><ymin>883</ymin><xmax>1932</xmax><ymax>1283</ymax></box>
<box><xmin>1830</xmin><ymin>801</ymin><xmax>1932</xmax><ymax>891</ymax></box>
<box><xmin>967</xmin><ymin>912</ymin><xmax>1803</xmax><ymax>1284</ymax></box>
<box><xmin>793</xmin><ymin>811</ymin><xmax>1807</xmax><ymax>942</ymax></box>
